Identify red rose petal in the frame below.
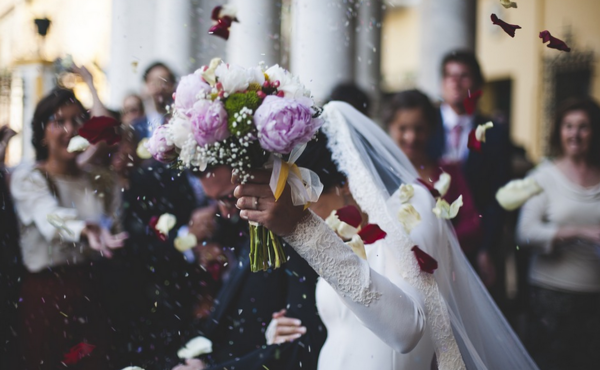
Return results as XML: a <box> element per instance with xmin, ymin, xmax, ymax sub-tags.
<box><xmin>539</xmin><ymin>30</ymin><xmax>571</xmax><ymax>52</ymax></box>
<box><xmin>462</xmin><ymin>90</ymin><xmax>482</xmax><ymax>115</ymax></box>
<box><xmin>211</xmin><ymin>5</ymin><xmax>222</xmax><ymax>21</ymax></box>
<box><xmin>417</xmin><ymin>178</ymin><xmax>441</xmax><ymax>198</ymax></box>
<box><xmin>411</xmin><ymin>246</ymin><xmax>438</xmax><ymax>274</ymax></box>
<box><xmin>208</xmin><ymin>21</ymin><xmax>231</xmax><ymax>40</ymax></box>
<box><xmin>149</xmin><ymin>216</ymin><xmax>167</xmax><ymax>242</ymax></box>
<box><xmin>78</xmin><ymin>116</ymin><xmax>121</xmax><ymax>145</ymax></box>
<box><xmin>358</xmin><ymin>223</ymin><xmax>387</xmax><ymax>244</ymax></box>
<box><xmin>335</xmin><ymin>205</ymin><xmax>362</xmax><ymax>228</ymax></box>
<box><xmin>467</xmin><ymin>129</ymin><xmax>482</xmax><ymax>152</ymax></box>
<box><xmin>490</xmin><ymin>14</ymin><xmax>521</xmax><ymax>38</ymax></box>
<box><xmin>63</xmin><ymin>343</ymin><xmax>96</xmax><ymax>365</ymax></box>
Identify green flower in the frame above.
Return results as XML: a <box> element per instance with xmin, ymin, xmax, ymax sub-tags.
<box><xmin>224</xmin><ymin>91</ymin><xmax>261</xmax><ymax>136</ymax></box>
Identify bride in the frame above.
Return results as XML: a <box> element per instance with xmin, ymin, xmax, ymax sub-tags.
<box><xmin>234</xmin><ymin>101</ymin><xmax>538</xmax><ymax>369</ymax></box>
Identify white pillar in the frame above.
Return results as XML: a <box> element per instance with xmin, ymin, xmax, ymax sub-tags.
<box><xmin>355</xmin><ymin>0</ymin><xmax>383</xmax><ymax>114</ymax></box>
<box><xmin>194</xmin><ymin>0</ymin><xmax>228</xmax><ymax>67</ymax></box>
<box><xmin>417</xmin><ymin>0</ymin><xmax>476</xmax><ymax>98</ymax></box>
<box><xmin>155</xmin><ymin>0</ymin><xmax>192</xmax><ymax>76</ymax></box>
<box><xmin>227</xmin><ymin>0</ymin><xmax>280</xmax><ymax>67</ymax></box>
<box><xmin>291</xmin><ymin>0</ymin><xmax>354</xmax><ymax>103</ymax></box>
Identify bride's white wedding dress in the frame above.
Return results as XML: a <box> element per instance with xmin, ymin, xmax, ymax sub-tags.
<box><xmin>282</xmin><ymin>102</ymin><xmax>538</xmax><ymax>370</ymax></box>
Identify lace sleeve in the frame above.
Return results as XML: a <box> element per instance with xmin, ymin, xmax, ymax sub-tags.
<box><xmin>284</xmin><ymin>211</ymin><xmax>426</xmax><ymax>354</ymax></box>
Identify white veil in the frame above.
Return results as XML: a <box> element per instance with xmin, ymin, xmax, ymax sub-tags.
<box><xmin>320</xmin><ymin>101</ymin><xmax>538</xmax><ymax>370</ymax></box>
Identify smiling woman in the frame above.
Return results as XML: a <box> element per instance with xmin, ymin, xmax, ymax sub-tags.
<box><xmin>10</xmin><ymin>88</ymin><xmax>127</xmax><ymax>369</ymax></box>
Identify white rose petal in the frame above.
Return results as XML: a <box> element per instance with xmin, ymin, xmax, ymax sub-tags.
<box><xmin>432</xmin><ymin>195</ymin><xmax>463</xmax><ymax>219</ymax></box>
<box><xmin>475</xmin><ymin>121</ymin><xmax>494</xmax><ymax>142</ymax></box>
<box><xmin>136</xmin><ymin>138</ymin><xmax>152</xmax><ymax>159</ymax></box>
<box><xmin>325</xmin><ymin>211</ymin><xmax>342</xmax><ymax>231</ymax></box>
<box><xmin>398</xmin><ymin>184</ymin><xmax>415</xmax><ymax>204</ymax></box>
<box><xmin>67</xmin><ymin>136</ymin><xmax>90</xmax><ymax>153</ymax></box>
<box><xmin>346</xmin><ymin>234</ymin><xmax>367</xmax><ymax>260</ymax></box>
<box><xmin>218</xmin><ymin>4</ymin><xmax>238</xmax><ymax>18</ymax></box>
<box><xmin>337</xmin><ymin>221</ymin><xmax>359</xmax><ymax>240</ymax></box>
<box><xmin>496</xmin><ymin>178</ymin><xmax>543</xmax><ymax>211</ymax></box>
<box><xmin>202</xmin><ymin>58</ymin><xmax>222</xmax><ymax>86</ymax></box>
<box><xmin>174</xmin><ymin>233</ymin><xmax>198</xmax><ymax>252</ymax></box>
<box><xmin>156</xmin><ymin>213</ymin><xmax>177</xmax><ymax>236</ymax></box>
<box><xmin>398</xmin><ymin>204</ymin><xmax>421</xmax><ymax>234</ymax></box>
<box><xmin>246</xmin><ymin>66</ymin><xmax>266</xmax><ymax>87</ymax></box>
<box><xmin>178</xmin><ymin>336</ymin><xmax>213</xmax><ymax>359</ymax></box>
<box><xmin>434</xmin><ymin>172</ymin><xmax>452</xmax><ymax>197</ymax></box>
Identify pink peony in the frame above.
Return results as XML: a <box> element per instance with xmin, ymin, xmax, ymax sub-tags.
<box><xmin>254</xmin><ymin>96</ymin><xmax>321</xmax><ymax>154</ymax></box>
<box><xmin>175</xmin><ymin>73</ymin><xmax>212</xmax><ymax>116</ymax></box>
<box><xmin>146</xmin><ymin>124</ymin><xmax>178</xmax><ymax>162</ymax></box>
<box><xmin>190</xmin><ymin>99</ymin><xmax>230</xmax><ymax>146</ymax></box>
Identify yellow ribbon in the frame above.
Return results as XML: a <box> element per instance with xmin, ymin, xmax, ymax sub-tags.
<box><xmin>274</xmin><ymin>160</ymin><xmax>302</xmax><ymax>201</ymax></box>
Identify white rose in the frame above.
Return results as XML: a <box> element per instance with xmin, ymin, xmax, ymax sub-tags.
<box><xmin>346</xmin><ymin>234</ymin><xmax>367</xmax><ymax>260</ymax></box>
<box><xmin>215</xmin><ymin>63</ymin><xmax>249</xmax><ymax>94</ymax></box>
<box><xmin>247</xmin><ymin>66</ymin><xmax>265</xmax><ymax>87</ymax></box>
<box><xmin>398</xmin><ymin>204</ymin><xmax>421</xmax><ymax>234</ymax></box>
<box><xmin>136</xmin><ymin>138</ymin><xmax>152</xmax><ymax>159</ymax></box>
<box><xmin>398</xmin><ymin>184</ymin><xmax>415</xmax><ymax>204</ymax></box>
<box><xmin>432</xmin><ymin>195</ymin><xmax>463</xmax><ymax>219</ymax></box>
<box><xmin>174</xmin><ymin>233</ymin><xmax>198</xmax><ymax>252</ymax></box>
<box><xmin>178</xmin><ymin>336</ymin><xmax>213</xmax><ymax>359</ymax></box>
<box><xmin>156</xmin><ymin>213</ymin><xmax>177</xmax><ymax>236</ymax></box>
<box><xmin>265</xmin><ymin>65</ymin><xmax>311</xmax><ymax>99</ymax></box>
<box><xmin>434</xmin><ymin>172</ymin><xmax>452</xmax><ymax>197</ymax></box>
<box><xmin>496</xmin><ymin>177</ymin><xmax>542</xmax><ymax>211</ymax></box>
<box><xmin>475</xmin><ymin>121</ymin><xmax>494</xmax><ymax>142</ymax></box>
<box><xmin>67</xmin><ymin>136</ymin><xmax>90</xmax><ymax>153</ymax></box>
<box><xmin>168</xmin><ymin>116</ymin><xmax>193</xmax><ymax>149</ymax></box>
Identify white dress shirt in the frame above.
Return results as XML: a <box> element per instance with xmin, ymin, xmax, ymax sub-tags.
<box><xmin>440</xmin><ymin>103</ymin><xmax>474</xmax><ymax>163</ymax></box>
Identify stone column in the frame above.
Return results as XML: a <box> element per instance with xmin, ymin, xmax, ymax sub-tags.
<box><xmin>290</xmin><ymin>0</ymin><xmax>355</xmax><ymax>103</ymax></box>
<box><xmin>155</xmin><ymin>0</ymin><xmax>193</xmax><ymax>76</ymax></box>
<box><xmin>226</xmin><ymin>0</ymin><xmax>281</xmax><ymax>67</ymax></box>
<box><xmin>355</xmin><ymin>0</ymin><xmax>383</xmax><ymax>115</ymax></box>
<box><xmin>417</xmin><ymin>0</ymin><xmax>476</xmax><ymax>98</ymax></box>
<box><xmin>193</xmin><ymin>0</ymin><xmax>228</xmax><ymax>66</ymax></box>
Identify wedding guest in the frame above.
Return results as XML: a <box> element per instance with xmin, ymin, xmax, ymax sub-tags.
<box><xmin>142</xmin><ymin>62</ymin><xmax>176</xmax><ymax>129</ymax></box>
<box><xmin>428</xmin><ymin>50</ymin><xmax>510</xmax><ymax>288</ymax></box>
<box><xmin>385</xmin><ymin>89</ymin><xmax>482</xmax><ymax>261</ymax></box>
<box><xmin>10</xmin><ymin>88</ymin><xmax>127</xmax><ymax>369</ymax></box>
<box><xmin>122</xmin><ymin>93</ymin><xmax>146</xmax><ymax>126</ymax></box>
<box><xmin>172</xmin><ymin>165</ymin><xmax>326</xmax><ymax>370</ymax></box>
<box><xmin>517</xmin><ymin>97</ymin><xmax>600</xmax><ymax>370</ymax></box>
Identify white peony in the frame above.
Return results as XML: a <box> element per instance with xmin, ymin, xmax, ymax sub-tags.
<box><xmin>346</xmin><ymin>234</ymin><xmax>367</xmax><ymax>260</ymax></box>
<box><xmin>265</xmin><ymin>65</ymin><xmax>311</xmax><ymax>99</ymax></box>
<box><xmin>398</xmin><ymin>204</ymin><xmax>421</xmax><ymax>234</ymax></box>
<box><xmin>178</xmin><ymin>336</ymin><xmax>213</xmax><ymax>359</ymax></box>
<box><xmin>156</xmin><ymin>213</ymin><xmax>176</xmax><ymax>236</ymax></box>
<box><xmin>67</xmin><ymin>136</ymin><xmax>90</xmax><ymax>153</ymax></box>
<box><xmin>434</xmin><ymin>172</ymin><xmax>452</xmax><ymax>197</ymax></box>
<box><xmin>215</xmin><ymin>63</ymin><xmax>250</xmax><ymax>94</ymax></box>
<box><xmin>136</xmin><ymin>138</ymin><xmax>152</xmax><ymax>159</ymax></box>
<box><xmin>174</xmin><ymin>233</ymin><xmax>198</xmax><ymax>252</ymax></box>
<box><xmin>168</xmin><ymin>116</ymin><xmax>194</xmax><ymax>149</ymax></box>
<box><xmin>496</xmin><ymin>177</ymin><xmax>542</xmax><ymax>211</ymax></box>
<box><xmin>475</xmin><ymin>121</ymin><xmax>494</xmax><ymax>142</ymax></box>
<box><xmin>432</xmin><ymin>195</ymin><xmax>463</xmax><ymax>219</ymax></box>
<box><xmin>246</xmin><ymin>66</ymin><xmax>266</xmax><ymax>87</ymax></box>
<box><xmin>398</xmin><ymin>184</ymin><xmax>415</xmax><ymax>204</ymax></box>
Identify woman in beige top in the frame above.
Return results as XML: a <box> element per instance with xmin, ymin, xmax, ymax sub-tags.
<box><xmin>10</xmin><ymin>89</ymin><xmax>126</xmax><ymax>369</ymax></box>
<box><xmin>517</xmin><ymin>98</ymin><xmax>600</xmax><ymax>370</ymax></box>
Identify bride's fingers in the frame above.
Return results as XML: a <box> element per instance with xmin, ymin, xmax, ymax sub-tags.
<box><xmin>234</xmin><ymin>184</ymin><xmax>273</xmax><ymax>199</ymax></box>
<box><xmin>276</xmin><ymin>325</ymin><xmax>307</xmax><ymax>336</ymax></box>
<box><xmin>272</xmin><ymin>309</ymin><xmax>287</xmax><ymax>318</ymax></box>
<box><xmin>236</xmin><ymin>196</ymin><xmax>268</xmax><ymax>211</ymax></box>
<box><xmin>274</xmin><ymin>333</ymin><xmax>303</xmax><ymax>344</ymax></box>
<box><xmin>275</xmin><ymin>317</ymin><xmax>302</xmax><ymax>327</ymax></box>
<box><xmin>239</xmin><ymin>209</ymin><xmax>263</xmax><ymax>224</ymax></box>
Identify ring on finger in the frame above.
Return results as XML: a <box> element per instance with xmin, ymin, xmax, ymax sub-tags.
<box><xmin>252</xmin><ymin>196</ymin><xmax>259</xmax><ymax>210</ymax></box>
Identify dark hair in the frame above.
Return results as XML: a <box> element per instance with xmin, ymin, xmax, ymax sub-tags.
<box><xmin>329</xmin><ymin>83</ymin><xmax>371</xmax><ymax>116</ymax></box>
<box><xmin>441</xmin><ymin>50</ymin><xmax>484</xmax><ymax>88</ymax></box>
<box><xmin>31</xmin><ymin>88</ymin><xmax>87</xmax><ymax>161</ymax></box>
<box><xmin>549</xmin><ymin>97</ymin><xmax>600</xmax><ymax>164</ymax></box>
<box><xmin>143</xmin><ymin>62</ymin><xmax>176</xmax><ymax>83</ymax></box>
<box><xmin>382</xmin><ymin>89</ymin><xmax>438</xmax><ymax>128</ymax></box>
<box><xmin>295</xmin><ymin>131</ymin><xmax>346</xmax><ymax>191</ymax></box>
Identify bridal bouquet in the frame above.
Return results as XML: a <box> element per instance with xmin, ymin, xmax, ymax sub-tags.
<box><xmin>147</xmin><ymin>58</ymin><xmax>323</xmax><ymax>272</ymax></box>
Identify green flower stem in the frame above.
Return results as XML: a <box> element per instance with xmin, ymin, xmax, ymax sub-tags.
<box><xmin>248</xmin><ymin>224</ymin><xmax>287</xmax><ymax>272</ymax></box>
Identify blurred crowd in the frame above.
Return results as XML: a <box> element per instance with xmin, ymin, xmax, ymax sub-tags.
<box><xmin>0</xmin><ymin>50</ymin><xmax>599</xmax><ymax>370</ymax></box>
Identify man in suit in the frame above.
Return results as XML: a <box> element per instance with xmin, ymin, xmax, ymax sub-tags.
<box><xmin>173</xmin><ymin>165</ymin><xmax>326</xmax><ymax>370</ymax></box>
<box><xmin>429</xmin><ymin>51</ymin><xmax>511</xmax><ymax>291</ymax></box>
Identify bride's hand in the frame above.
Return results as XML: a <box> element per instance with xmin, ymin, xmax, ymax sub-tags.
<box><xmin>233</xmin><ymin>169</ymin><xmax>308</xmax><ymax>236</ymax></box>
<box><xmin>265</xmin><ymin>309</ymin><xmax>307</xmax><ymax>345</ymax></box>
